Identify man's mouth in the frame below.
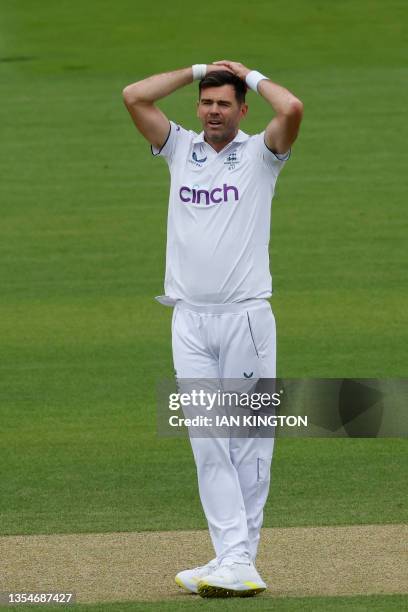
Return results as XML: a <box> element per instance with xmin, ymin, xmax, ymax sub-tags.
<box><xmin>208</xmin><ymin>120</ymin><xmax>222</xmax><ymax>126</ymax></box>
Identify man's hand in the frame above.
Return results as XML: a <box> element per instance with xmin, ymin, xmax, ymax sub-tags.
<box><xmin>213</xmin><ymin>60</ymin><xmax>250</xmax><ymax>80</ymax></box>
<box><xmin>206</xmin><ymin>62</ymin><xmax>235</xmax><ymax>75</ymax></box>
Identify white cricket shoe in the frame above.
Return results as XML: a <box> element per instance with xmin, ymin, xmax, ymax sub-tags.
<box><xmin>197</xmin><ymin>561</ymin><xmax>267</xmax><ymax>598</ymax></box>
<box><xmin>175</xmin><ymin>558</ymin><xmax>219</xmax><ymax>594</ymax></box>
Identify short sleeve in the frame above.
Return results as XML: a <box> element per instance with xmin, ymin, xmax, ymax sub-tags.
<box><xmin>250</xmin><ymin>132</ymin><xmax>290</xmax><ymax>176</ymax></box>
<box><xmin>151</xmin><ymin>120</ymin><xmax>190</xmax><ymax>166</ymax></box>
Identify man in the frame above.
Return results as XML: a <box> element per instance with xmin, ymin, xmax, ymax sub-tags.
<box><xmin>123</xmin><ymin>61</ymin><xmax>303</xmax><ymax>598</ymax></box>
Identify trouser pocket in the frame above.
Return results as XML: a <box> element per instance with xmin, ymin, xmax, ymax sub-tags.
<box><xmin>246</xmin><ymin>311</ymin><xmax>259</xmax><ymax>358</ymax></box>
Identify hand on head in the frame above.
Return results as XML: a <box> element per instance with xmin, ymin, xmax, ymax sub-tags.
<box><xmin>212</xmin><ymin>61</ymin><xmax>251</xmax><ymax>80</ymax></box>
<box><xmin>206</xmin><ymin>63</ymin><xmax>234</xmax><ymax>75</ymax></box>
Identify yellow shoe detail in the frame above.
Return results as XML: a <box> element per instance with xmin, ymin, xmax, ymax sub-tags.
<box><xmin>243</xmin><ymin>581</ymin><xmax>264</xmax><ymax>589</ymax></box>
<box><xmin>175</xmin><ymin>576</ymin><xmax>189</xmax><ymax>591</ymax></box>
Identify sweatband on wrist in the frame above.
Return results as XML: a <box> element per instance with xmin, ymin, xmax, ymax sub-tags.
<box><xmin>192</xmin><ymin>64</ymin><xmax>207</xmax><ymax>80</ymax></box>
<box><xmin>245</xmin><ymin>70</ymin><xmax>268</xmax><ymax>93</ymax></box>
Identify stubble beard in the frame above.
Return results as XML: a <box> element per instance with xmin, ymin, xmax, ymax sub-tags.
<box><xmin>204</xmin><ymin>124</ymin><xmax>237</xmax><ymax>147</ymax></box>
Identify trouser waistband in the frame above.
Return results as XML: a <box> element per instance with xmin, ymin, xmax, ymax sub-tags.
<box><xmin>175</xmin><ymin>298</ymin><xmax>268</xmax><ymax>314</ymax></box>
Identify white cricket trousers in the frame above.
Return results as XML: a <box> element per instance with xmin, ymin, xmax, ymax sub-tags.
<box><xmin>171</xmin><ymin>298</ymin><xmax>276</xmax><ymax>564</ymax></box>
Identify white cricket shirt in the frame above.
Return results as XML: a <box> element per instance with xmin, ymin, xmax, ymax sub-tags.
<box><xmin>152</xmin><ymin>121</ymin><xmax>289</xmax><ymax>305</ymax></box>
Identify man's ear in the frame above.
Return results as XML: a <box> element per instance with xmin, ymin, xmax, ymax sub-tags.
<box><xmin>196</xmin><ymin>99</ymin><xmax>200</xmax><ymax>117</ymax></box>
<box><xmin>240</xmin><ymin>103</ymin><xmax>249</xmax><ymax>119</ymax></box>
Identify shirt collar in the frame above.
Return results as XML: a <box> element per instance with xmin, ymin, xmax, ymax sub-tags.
<box><xmin>192</xmin><ymin>129</ymin><xmax>249</xmax><ymax>145</ymax></box>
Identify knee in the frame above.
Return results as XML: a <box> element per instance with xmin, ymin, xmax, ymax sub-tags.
<box><xmin>191</xmin><ymin>438</ymin><xmax>230</xmax><ymax>469</ymax></box>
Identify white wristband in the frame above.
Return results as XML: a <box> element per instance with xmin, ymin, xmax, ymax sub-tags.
<box><xmin>192</xmin><ymin>64</ymin><xmax>207</xmax><ymax>80</ymax></box>
<box><xmin>245</xmin><ymin>70</ymin><xmax>268</xmax><ymax>93</ymax></box>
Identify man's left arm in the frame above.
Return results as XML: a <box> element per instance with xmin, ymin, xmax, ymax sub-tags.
<box><xmin>214</xmin><ymin>60</ymin><xmax>303</xmax><ymax>155</ymax></box>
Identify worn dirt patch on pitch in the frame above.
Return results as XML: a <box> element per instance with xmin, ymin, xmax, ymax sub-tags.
<box><xmin>1</xmin><ymin>525</ymin><xmax>407</xmax><ymax>603</ymax></box>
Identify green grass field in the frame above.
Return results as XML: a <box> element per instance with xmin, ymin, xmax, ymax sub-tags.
<box><xmin>1</xmin><ymin>0</ymin><xmax>407</xmax><ymax>609</ymax></box>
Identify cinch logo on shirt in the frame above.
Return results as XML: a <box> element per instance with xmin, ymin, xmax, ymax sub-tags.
<box><xmin>179</xmin><ymin>184</ymin><xmax>239</xmax><ymax>205</ymax></box>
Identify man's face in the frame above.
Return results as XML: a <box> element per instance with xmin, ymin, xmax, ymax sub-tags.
<box><xmin>197</xmin><ymin>84</ymin><xmax>248</xmax><ymax>148</ymax></box>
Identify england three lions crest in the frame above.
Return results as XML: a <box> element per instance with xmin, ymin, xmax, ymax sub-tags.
<box><xmin>224</xmin><ymin>150</ymin><xmax>241</xmax><ymax>170</ymax></box>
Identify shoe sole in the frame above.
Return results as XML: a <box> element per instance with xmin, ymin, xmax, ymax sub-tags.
<box><xmin>198</xmin><ymin>582</ymin><xmax>266</xmax><ymax>598</ymax></box>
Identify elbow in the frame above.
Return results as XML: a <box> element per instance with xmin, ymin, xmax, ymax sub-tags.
<box><xmin>122</xmin><ymin>85</ymin><xmax>136</xmax><ymax>106</ymax></box>
<box><xmin>285</xmin><ymin>97</ymin><xmax>304</xmax><ymax>119</ymax></box>
<box><xmin>122</xmin><ymin>84</ymin><xmax>143</xmax><ymax>106</ymax></box>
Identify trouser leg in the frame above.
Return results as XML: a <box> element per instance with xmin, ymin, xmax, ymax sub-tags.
<box><xmin>188</xmin><ymin>434</ymin><xmax>251</xmax><ymax>562</ymax></box>
<box><xmin>229</xmin><ymin>436</ymin><xmax>274</xmax><ymax>561</ymax></box>
<box><xmin>219</xmin><ymin>301</ymin><xmax>277</xmax><ymax>561</ymax></box>
<box><xmin>172</xmin><ymin>305</ymin><xmax>251</xmax><ymax>562</ymax></box>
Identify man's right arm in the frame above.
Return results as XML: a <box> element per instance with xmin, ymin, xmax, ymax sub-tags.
<box><xmin>122</xmin><ymin>67</ymin><xmax>194</xmax><ymax>150</ymax></box>
<box><xmin>122</xmin><ymin>65</ymin><xmax>230</xmax><ymax>149</ymax></box>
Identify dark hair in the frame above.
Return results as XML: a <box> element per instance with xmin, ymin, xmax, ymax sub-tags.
<box><xmin>199</xmin><ymin>70</ymin><xmax>247</xmax><ymax>104</ymax></box>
